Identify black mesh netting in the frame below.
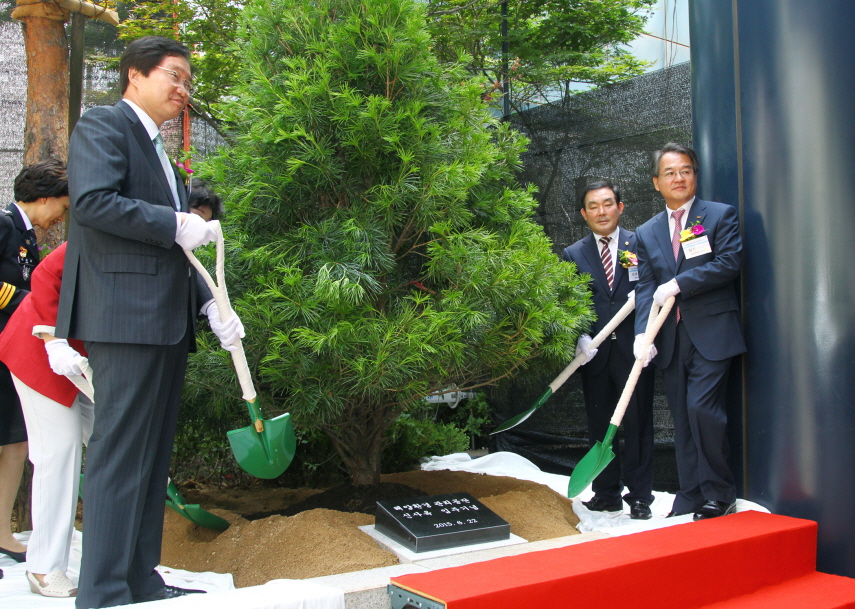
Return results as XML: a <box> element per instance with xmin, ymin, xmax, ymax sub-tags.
<box><xmin>488</xmin><ymin>63</ymin><xmax>692</xmax><ymax>491</ymax></box>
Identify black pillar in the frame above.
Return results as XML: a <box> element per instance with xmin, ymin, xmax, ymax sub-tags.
<box><xmin>691</xmin><ymin>0</ymin><xmax>855</xmax><ymax>577</ymax></box>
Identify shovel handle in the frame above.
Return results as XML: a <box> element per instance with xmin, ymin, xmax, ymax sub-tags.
<box><xmin>609</xmin><ymin>295</ymin><xmax>675</xmax><ymax>427</ymax></box>
<box><xmin>548</xmin><ymin>292</ymin><xmax>636</xmax><ymax>393</ymax></box>
<box><xmin>184</xmin><ymin>224</ymin><xmax>257</xmax><ymax>403</ymax></box>
<box><xmin>66</xmin><ymin>355</ymin><xmax>95</xmax><ymax>402</ymax></box>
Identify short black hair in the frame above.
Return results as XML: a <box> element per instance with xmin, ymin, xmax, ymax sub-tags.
<box><xmin>119</xmin><ymin>36</ymin><xmax>191</xmax><ymax>94</ymax></box>
<box><xmin>14</xmin><ymin>158</ymin><xmax>68</xmax><ymax>203</ymax></box>
<box><xmin>652</xmin><ymin>143</ymin><xmax>700</xmax><ymax>178</ymax></box>
<box><xmin>188</xmin><ymin>180</ymin><xmax>223</xmax><ymax>220</ymax></box>
<box><xmin>579</xmin><ymin>180</ymin><xmax>621</xmax><ymax>211</ymax></box>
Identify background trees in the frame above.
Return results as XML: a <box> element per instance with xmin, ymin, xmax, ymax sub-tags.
<box><xmin>114</xmin><ymin>0</ymin><xmax>654</xmax><ymax>123</ymax></box>
<box><xmin>426</xmin><ymin>0</ymin><xmax>656</xmax><ymax>108</ymax></box>
<box><xmin>195</xmin><ymin>0</ymin><xmax>593</xmax><ymax>484</ymax></box>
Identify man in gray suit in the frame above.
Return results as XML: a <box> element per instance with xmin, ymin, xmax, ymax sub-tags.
<box><xmin>57</xmin><ymin>37</ymin><xmax>243</xmax><ymax>608</ymax></box>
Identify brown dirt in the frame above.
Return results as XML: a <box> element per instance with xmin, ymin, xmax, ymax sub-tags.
<box><xmin>160</xmin><ymin>469</ymin><xmax>580</xmax><ymax>587</ymax></box>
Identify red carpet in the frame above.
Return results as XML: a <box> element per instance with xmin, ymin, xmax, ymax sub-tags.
<box><xmin>390</xmin><ymin>511</ymin><xmax>855</xmax><ymax>608</ymax></box>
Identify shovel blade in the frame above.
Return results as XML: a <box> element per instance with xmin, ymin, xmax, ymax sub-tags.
<box><xmin>227</xmin><ymin>412</ymin><xmax>296</xmax><ymax>479</ymax></box>
<box><xmin>165</xmin><ymin>480</ymin><xmax>230</xmax><ymax>531</ymax></box>
<box><xmin>567</xmin><ymin>440</ymin><xmax>616</xmax><ymax>498</ymax></box>
<box><xmin>165</xmin><ymin>501</ymin><xmax>230</xmax><ymax>532</ymax></box>
<box><xmin>491</xmin><ymin>388</ymin><xmax>554</xmax><ymax>435</ymax></box>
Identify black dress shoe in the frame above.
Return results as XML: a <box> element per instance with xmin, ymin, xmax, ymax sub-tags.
<box><xmin>0</xmin><ymin>546</ymin><xmax>26</xmax><ymax>562</ymax></box>
<box><xmin>666</xmin><ymin>509</ymin><xmax>693</xmax><ymax>517</ymax></box>
<box><xmin>582</xmin><ymin>496</ymin><xmax>623</xmax><ymax>512</ymax></box>
<box><xmin>629</xmin><ymin>500</ymin><xmax>652</xmax><ymax>520</ymax></box>
<box><xmin>132</xmin><ymin>585</ymin><xmax>206</xmax><ymax>603</ymax></box>
<box><xmin>693</xmin><ymin>500</ymin><xmax>736</xmax><ymax>521</ymax></box>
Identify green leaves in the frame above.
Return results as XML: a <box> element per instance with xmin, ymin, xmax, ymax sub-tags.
<box><xmin>194</xmin><ymin>0</ymin><xmax>594</xmax><ymax>483</ymax></box>
<box><xmin>425</xmin><ymin>0</ymin><xmax>656</xmax><ymax>108</ymax></box>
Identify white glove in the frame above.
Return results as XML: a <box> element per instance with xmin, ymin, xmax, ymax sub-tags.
<box><xmin>206</xmin><ymin>301</ymin><xmax>245</xmax><ymax>352</ymax></box>
<box><xmin>653</xmin><ymin>279</ymin><xmax>680</xmax><ymax>306</ymax></box>
<box><xmin>627</xmin><ymin>290</ymin><xmax>635</xmax><ymax>301</ymax></box>
<box><xmin>44</xmin><ymin>339</ymin><xmax>85</xmax><ymax>376</ymax></box>
<box><xmin>633</xmin><ymin>334</ymin><xmax>658</xmax><ymax>368</ymax></box>
<box><xmin>175</xmin><ymin>213</ymin><xmax>218</xmax><ymax>250</ymax></box>
<box><xmin>574</xmin><ymin>334</ymin><xmax>598</xmax><ymax>365</ymax></box>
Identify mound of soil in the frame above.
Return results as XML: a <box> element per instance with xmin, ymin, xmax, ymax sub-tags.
<box><xmin>163</xmin><ymin>469</ymin><xmax>580</xmax><ymax>587</ymax></box>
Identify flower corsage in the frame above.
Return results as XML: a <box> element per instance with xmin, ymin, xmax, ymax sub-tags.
<box><xmin>617</xmin><ymin>249</ymin><xmax>638</xmax><ymax>268</ymax></box>
<box><xmin>679</xmin><ymin>221</ymin><xmax>705</xmax><ymax>242</ymax></box>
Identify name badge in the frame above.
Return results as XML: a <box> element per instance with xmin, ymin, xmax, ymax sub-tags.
<box><xmin>628</xmin><ymin>266</ymin><xmax>639</xmax><ymax>282</ymax></box>
<box><xmin>682</xmin><ymin>235</ymin><xmax>712</xmax><ymax>259</ymax></box>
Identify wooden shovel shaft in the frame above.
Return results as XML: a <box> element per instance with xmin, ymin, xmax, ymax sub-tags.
<box><xmin>491</xmin><ymin>293</ymin><xmax>637</xmax><ymax>435</ymax></box>
<box><xmin>609</xmin><ymin>296</ymin><xmax>674</xmax><ymax>427</ymax></box>
<box><xmin>184</xmin><ymin>224</ymin><xmax>257</xmax><ymax>403</ymax></box>
<box><xmin>548</xmin><ymin>292</ymin><xmax>636</xmax><ymax>393</ymax></box>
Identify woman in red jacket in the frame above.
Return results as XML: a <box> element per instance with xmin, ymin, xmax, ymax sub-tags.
<box><xmin>0</xmin><ymin>242</ymin><xmax>91</xmax><ymax>597</ymax></box>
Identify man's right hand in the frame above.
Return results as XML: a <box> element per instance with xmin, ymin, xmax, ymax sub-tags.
<box><xmin>44</xmin><ymin>339</ymin><xmax>85</xmax><ymax>376</ymax></box>
<box><xmin>175</xmin><ymin>213</ymin><xmax>218</xmax><ymax>249</ymax></box>
<box><xmin>633</xmin><ymin>334</ymin><xmax>658</xmax><ymax>367</ymax></box>
<box><xmin>575</xmin><ymin>334</ymin><xmax>598</xmax><ymax>365</ymax></box>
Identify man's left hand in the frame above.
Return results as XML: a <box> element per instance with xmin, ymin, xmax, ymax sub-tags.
<box><xmin>653</xmin><ymin>279</ymin><xmax>680</xmax><ymax>306</ymax></box>
<box><xmin>206</xmin><ymin>302</ymin><xmax>245</xmax><ymax>352</ymax></box>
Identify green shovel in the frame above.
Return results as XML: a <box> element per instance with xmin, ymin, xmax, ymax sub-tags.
<box><xmin>166</xmin><ymin>479</ymin><xmax>230</xmax><ymax>531</ymax></box>
<box><xmin>492</xmin><ymin>292</ymin><xmax>637</xmax><ymax>435</ymax></box>
<box><xmin>185</xmin><ymin>224</ymin><xmax>296</xmax><ymax>480</ymax></box>
<box><xmin>567</xmin><ymin>295</ymin><xmax>675</xmax><ymax>498</ymax></box>
<box><xmin>79</xmin><ymin>474</ymin><xmax>229</xmax><ymax>532</ymax></box>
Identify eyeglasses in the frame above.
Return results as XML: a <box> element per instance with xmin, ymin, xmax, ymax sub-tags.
<box><xmin>155</xmin><ymin>66</ymin><xmax>193</xmax><ymax>95</ymax></box>
<box><xmin>660</xmin><ymin>168</ymin><xmax>695</xmax><ymax>179</ymax></box>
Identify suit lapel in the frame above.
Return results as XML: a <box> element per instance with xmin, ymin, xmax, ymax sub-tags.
<box><xmin>581</xmin><ymin>233</ymin><xmax>612</xmax><ymax>293</ymax></box>
<box><xmin>653</xmin><ymin>211</ymin><xmax>677</xmax><ymax>274</ymax></box>
<box><xmin>612</xmin><ymin>228</ymin><xmax>633</xmax><ymax>291</ymax></box>
<box><xmin>117</xmin><ymin>101</ymin><xmax>178</xmax><ymax>210</ymax></box>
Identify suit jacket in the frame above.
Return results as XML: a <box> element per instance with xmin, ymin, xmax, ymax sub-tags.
<box><xmin>634</xmin><ymin>199</ymin><xmax>746</xmax><ymax>367</ymax></box>
<box><xmin>562</xmin><ymin>227</ymin><xmax>639</xmax><ymax>376</ymax></box>
<box><xmin>56</xmin><ymin>100</ymin><xmax>210</xmax><ymax>346</ymax></box>
<box><xmin>0</xmin><ymin>243</ymin><xmax>86</xmax><ymax>406</ymax></box>
<box><xmin>0</xmin><ymin>204</ymin><xmax>39</xmax><ymax>332</ymax></box>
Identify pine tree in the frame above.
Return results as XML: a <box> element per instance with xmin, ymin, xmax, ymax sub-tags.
<box><xmin>199</xmin><ymin>0</ymin><xmax>593</xmax><ymax>484</ymax></box>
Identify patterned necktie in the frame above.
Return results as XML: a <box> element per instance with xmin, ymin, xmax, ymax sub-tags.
<box><xmin>670</xmin><ymin>209</ymin><xmax>685</xmax><ymax>322</ymax></box>
<box><xmin>600</xmin><ymin>236</ymin><xmax>614</xmax><ymax>290</ymax></box>
<box><xmin>671</xmin><ymin>209</ymin><xmax>685</xmax><ymax>261</ymax></box>
<box><xmin>153</xmin><ymin>133</ymin><xmax>180</xmax><ymax>210</ymax></box>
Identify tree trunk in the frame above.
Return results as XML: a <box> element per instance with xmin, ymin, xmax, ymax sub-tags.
<box><xmin>17</xmin><ymin>10</ymin><xmax>70</xmax><ymax>249</ymax></box>
<box><xmin>11</xmin><ymin>7</ymin><xmax>71</xmax><ymax>531</ymax></box>
<box><xmin>325</xmin><ymin>403</ymin><xmax>395</xmax><ymax>486</ymax></box>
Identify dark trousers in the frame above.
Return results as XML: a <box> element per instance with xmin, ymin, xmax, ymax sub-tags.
<box><xmin>663</xmin><ymin>322</ymin><xmax>736</xmax><ymax>514</ymax></box>
<box><xmin>581</xmin><ymin>342</ymin><xmax>655</xmax><ymax>503</ymax></box>
<box><xmin>76</xmin><ymin>333</ymin><xmax>189</xmax><ymax>609</ymax></box>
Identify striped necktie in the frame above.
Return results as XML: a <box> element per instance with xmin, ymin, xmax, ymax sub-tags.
<box><xmin>600</xmin><ymin>236</ymin><xmax>613</xmax><ymax>291</ymax></box>
<box><xmin>153</xmin><ymin>132</ymin><xmax>180</xmax><ymax>210</ymax></box>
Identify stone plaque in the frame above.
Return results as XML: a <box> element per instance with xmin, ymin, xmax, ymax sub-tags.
<box><xmin>374</xmin><ymin>491</ymin><xmax>510</xmax><ymax>553</ymax></box>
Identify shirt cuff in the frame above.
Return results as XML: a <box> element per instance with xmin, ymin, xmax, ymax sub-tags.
<box><xmin>200</xmin><ymin>298</ymin><xmax>215</xmax><ymax>316</ymax></box>
<box><xmin>32</xmin><ymin>325</ymin><xmax>56</xmax><ymax>337</ymax></box>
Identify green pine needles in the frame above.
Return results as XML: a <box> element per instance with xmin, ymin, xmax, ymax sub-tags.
<box><xmin>199</xmin><ymin>0</ymin><xmax>593</xmax><ymax>484</ymax></box>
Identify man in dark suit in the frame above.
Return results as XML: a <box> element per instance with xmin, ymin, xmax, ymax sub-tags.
<box><xmin>57</xmin><ymin>37</ymin><xmax>243</xmax><ymax>608</ymax></box>
<box><xmin>562</xmin><ymin>181</ymin><xmax>655</xmax><ymax>520</ymax></box>
<box><xmin>633</xmin><ymin>143</ymin><xmax>746</xmax><ymax>521</ymax></box>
